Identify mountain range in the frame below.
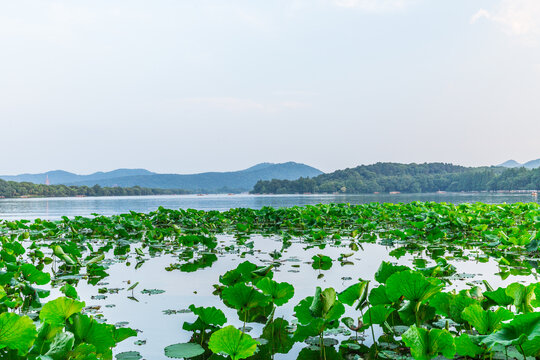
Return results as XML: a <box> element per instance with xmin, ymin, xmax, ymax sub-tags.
<box><xmin>497</xmin><ymin>159</ymin><xmax>540</xmax><ymax>169</ymax></box>
<box><xmin>0</xmin><ymin>162</ymin><xmax>323</xmax><ymax>193</ymax></box>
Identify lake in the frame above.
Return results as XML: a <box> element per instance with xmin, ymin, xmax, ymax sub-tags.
<box><xmin>0</xmin><ymin>192</ymin><xmax>538</xmax><ymax>220</ymax></box>
<box><xmin>2</xmin><ymin>201</ymin><xmax>539</xmax><ymax>359</ymax></box>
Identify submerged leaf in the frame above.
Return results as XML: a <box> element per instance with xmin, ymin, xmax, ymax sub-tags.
<box><xmin>164</xmin><ymin>343</ymin><xmax>205</xmax><ymax>359</ymax></box>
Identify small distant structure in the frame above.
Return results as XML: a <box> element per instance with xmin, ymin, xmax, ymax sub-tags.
<box><xmin>45</xmin><ymin>175</ymin><xmax>50</xmax><ymax>186</ymax></box>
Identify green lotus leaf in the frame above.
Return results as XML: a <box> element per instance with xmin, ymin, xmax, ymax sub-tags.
<box><xmin>505</xmin><ymin>283</ymin><xmax>537</xmax><ymax>313</ymax></box>
<box><xmin>362</xmin><ymin>305</ymin><xmax>394</xmax><ymax>325</ymax></box>
<box><xmin>402</xmin><ymin>325</ymin><xmax>455</xmax><ymax>360</ymax></box>
<box><xmin>484</xmin><ymin>287</ymin><xmax>513</xmax><ymax>307</ymax></box>
<box><xmin>455</xmin><ymin>333</ymin><xmax>483</xmax><ymax>358</ymax></box>
<box><xmin>294</xmin><ymin>296</ymin><xmax>315</xmax><ymax>325</ymax></box>
<box><xmin>39</xmin><ymin>297</ymin><xmax>85</xmax><ymax>326</ymax></box>
<box><xmin>295</xmin><ymin>287</ymin><xmax>344</xmax><ymax>324</ymax></box>
<box><xmin>113</xmin><ymin>327</ymin><xmax>137</xmax><ymax>343</ymax></box>
<box><xmin>429</xmin><ymin>292</ymin><xmax>477</xmax><ymax>324</ymax></box>
<box><xmin>68</xmin><ymin>313</ymin><xmax>116</xmax><ymax>355</ymax></box>
<box><xmin>70</xmin><ymin>343</ymin><xmax>99</xmax><ymax>360</ymax></box>
<box><xmin>0</xmin><ymin>312</ymin><xmax>37</xmax><ymax>355</ymax></box>
<box><xmin>251</xmin><ymin>265</ymin><xmax>274</xmax><ymax>279</ymax></box>
<box><xmin>293</xmin><ymin>318</ymin><xmax>326</xmax><ymax>342</ymax></box>
<box><xmin>20</xmin><ymin>263</ymin><xmax>51</xmax><ymax>285</ymax></box>
<box><xmin>481</xmin><ymin>312</ymin><xmax>540</xmax><ymax>357</ymax></box>
<box><xmin>461</xmin><ymin>304</ymin><xmax>513</xmax><ymax>335</ymax></box>
<box><xmin>222</xmin><ymin>283</ymin><xmax>270</xmax><ymax>311</ymax></box>
<box><xmin>398</xmin><ymin>301</ymin><xmax>436</xmax><ymax>326</ymax></box>
<box><xmin>341</xmin><ymin>317</ymin><xmax>360</xmax><ymax>331</ymax></box>
<box><xmin>386</xmin><ymin>271</ymin><xmax>442</xmax><ymax>303</ymax></box>
<box><xmin>255</xmin><ymin>277</ymin><xmax>295</xmax><ymax>306</ymax></box>
<box><xmin>311</xmin><ymin>255</ymin><xmax>332</xmax><ymax>270</ymax></box>
<box><xmin>368</xmin><ymin>285</ymin><xmax>391</xmax><ymax>306</ymax></box>
<box><xmin>338</xmin><ymin>281</ymin><xmax>369</xmax><ymax>309</ymax></box>
<box><xmin>60</xmin><ymin>284</ymin><xmax>79</xmax><ymax>299</ymax></box>
<box><xmin>208</xmin><ymin>325</ymin><xmax>259</xmax><ymax>360</ymax></box>
<box><xmin>52</xmin><ymin>245</ymin><xmax>76</xmax><ymax>265</ymax></box>
<box><xmin>320</xmin><ymin>288</ymin><xmax>337</xmax><ymax>316</ymax></box>
<box><xmin>220</xmin><ymin>261</ymin><xmax>264</xmax><ymax>286</ymax></box>
<box><xmin>374</xmin><ymin>261</ymin><xmax>409</xmax><ymax>284</ymax></box>
<box><xmin>43</xmin><ymin>331</ymin><xmax>75</xmax><ymax>360</ymax></box>
<box><xmin>183</xmin><ymin>304</ymin><xmax>227</xmax><ymax>332</ymax></box>
<box><xmin>164</xmin><ymin>343</ymin><xmax>205</xmax><ymax>359</ymax></box>
<box><xmin>309</xmin><ymin>287</ymin><xmax>323</xmax><ymax>318</ymax></box>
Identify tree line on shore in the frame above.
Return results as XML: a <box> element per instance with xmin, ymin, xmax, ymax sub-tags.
<box><xmin>251</xmin><ymin>162</ymin><xmax>540</xmax><ymax>194</ymax></box>
<box><xmin>0</xmin><ymin>179</ymin><xmax>189</xmax><ymax>198</ymax></box>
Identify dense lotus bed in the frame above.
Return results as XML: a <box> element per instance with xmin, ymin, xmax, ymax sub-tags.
<box><xmin>0</xmin><ymin>202</ymin><xmax>539</xmax><ymax>360</ymax></box>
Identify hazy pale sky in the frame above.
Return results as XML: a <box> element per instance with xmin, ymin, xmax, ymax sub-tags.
<box><xmin>1</xmin><ymin>0</ymin><xmax>540</xmax><ymax>174</ymax></box>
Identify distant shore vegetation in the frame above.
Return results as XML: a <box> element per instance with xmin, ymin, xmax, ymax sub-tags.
<box><xmin>0</xmin><ymin>179</ymin><xmax>189</xmax><ymax>198</ymax></box>
<box><xmin>252</xmin><ymin>162</ymin><xmax>540</xmax><ymax>194</ymax></box>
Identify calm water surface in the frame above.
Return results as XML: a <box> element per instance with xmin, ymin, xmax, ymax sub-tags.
<box><xmin>1</xmin><ymin>192</ymin><xmax>538</xmax><ymax>220</ymax></box>
<box><xmin>44</xmin><ymin>235</ymin><xmax>537</xmax><ymax>360</ymax></box>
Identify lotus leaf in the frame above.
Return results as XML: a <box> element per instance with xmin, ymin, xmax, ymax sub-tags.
<box><xmin>481</xmin><ymin>312</ymin><xmax>540</xmax><ymax>357</ymax></box>
<box><xmin>401</xmin><ymin>325</ymin><xmax>455</xmax><ymax>360</ymax></box>
<box><xmin>255</xmin><ymin>277</ymin><xmax>294</xmax><ymax>306</ymax></box>
<box><xmin>386</xmin><ymin>271</ymin><xmax>442</xmax><ymax>303</ymax></box>
<box><xmin>461</xmin><ymin>304</ymin><xmax>513</xmax><ymax>335</ymax></box>
<box><xmin>0</xmin><ymin>313</ymin><xmax>37</xmax><ymax>355</ymax></box>
<box><xmin>374</xmin><ymin>261</ymin><xmax>409</xmax><ymax>284</ymax></box>
<box><xmin>39</xmin><ymin>297</ymin><xmax>85</xmax><ymax>326</ymax></box>
<box><xmin>208</xmin><ymin>325</ymin><xmax>259</xmax><ymax>360</ymax></box>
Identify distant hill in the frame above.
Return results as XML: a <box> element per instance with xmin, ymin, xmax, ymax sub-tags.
<box><xmin>497</xmin><ymin>160</ymin><xmax>522</xmax><ymax>168</ymax></box>
<box><xmin>523</xmin><ymin>159</ymin><xmax>540</xmax><ymax>169</ymax></box>
<box><xmin>252</xmin><ymin>162</ymin><xmax>540</xmax><ymax>194</ymax></box>
<box><xmin>0</xmin><ymin>162</ymin><xmax>323</xmax><ymax>193</ymax></box>
<box><xmin>0</xmin><ymin>169</ymin><xmax>155</xmax><ymax>185</ymax></box>
<box><xmin>497</xmin><ymin>158</ymin><xmax>540</xmax><ymax>169</ymax></box>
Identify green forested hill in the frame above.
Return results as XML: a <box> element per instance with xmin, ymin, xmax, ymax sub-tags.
<box><xmin>251</xmin><ymin>162</ymin><xmax>540</xmax><ymax>194</ymax></box>
<box><xmin>0</xmin><ymin>180</ymin><xmax>188</xmax><ymax>198</ymax></box>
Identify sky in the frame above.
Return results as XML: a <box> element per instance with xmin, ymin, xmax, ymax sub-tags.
<box><xmin>1</xmin><ymin>0</ymin><xmax>540</xmax><ymax>175</ymax></box>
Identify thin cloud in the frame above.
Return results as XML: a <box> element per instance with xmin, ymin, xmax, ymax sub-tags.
<box><xmin>471</xmin><ymin>0</ymin><xmax>540</xmax><ymax>44</ymax></box>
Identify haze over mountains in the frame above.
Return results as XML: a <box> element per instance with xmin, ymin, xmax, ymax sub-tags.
<box><xmin>497</xmin><ymin>159</ymin><xmax>540</xmax><ymax>169</ymax></box>
<box><xmin>0</xmin><ymin>162</ymin><xmax>322</xmax><ymax>193</ymax></box>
